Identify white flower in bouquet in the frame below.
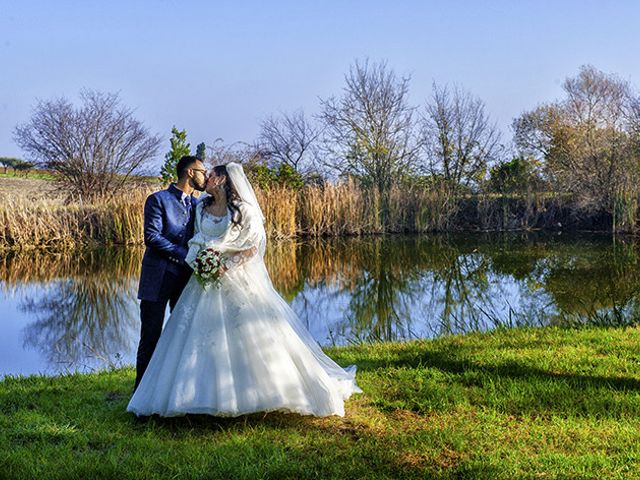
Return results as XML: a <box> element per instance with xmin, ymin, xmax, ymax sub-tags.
<box><xmin>194</xmin><ymin>247</ymin><xmax>226</xmax><ymax>289</ymax></box>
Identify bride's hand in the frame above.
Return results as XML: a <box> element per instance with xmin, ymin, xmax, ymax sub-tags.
<box><xmin>211</xmin><ymin>177</ymin><xmax>225</xmax><ymax>189</ymax></box>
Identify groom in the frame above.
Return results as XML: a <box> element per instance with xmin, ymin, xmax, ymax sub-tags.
<box><xmin>134</xmin><ymin>155</ymin><xmax>208</xmax><ymax>390</ymax></box>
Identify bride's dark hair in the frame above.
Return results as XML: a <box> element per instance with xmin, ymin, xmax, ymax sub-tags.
<box><xmin>203</xmin><ymin>165</ymin><xmax>243</xmax><ymax>227</ymax></box>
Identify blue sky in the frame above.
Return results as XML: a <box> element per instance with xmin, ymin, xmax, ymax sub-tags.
<box><xmin>2</xmin><ymin>0</ymin><xmax>639</xmax><ymax>168</ymax></box>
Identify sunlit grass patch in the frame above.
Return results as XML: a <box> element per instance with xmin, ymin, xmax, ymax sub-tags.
<box><xmin>2</xmin><ymin>327</ymin><xmax>640</xmax><ymax>478</ymax></box>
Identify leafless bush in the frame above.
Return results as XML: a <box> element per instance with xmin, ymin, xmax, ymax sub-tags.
<box><xmin>14</xmin><ymin>90</ymin><xmax>161</xmax><ymax>200</ymax></box>
<box><xmin>257</xmin><ymin>109</ymin><xmax>321</xmax><ymax>176</ymax></box>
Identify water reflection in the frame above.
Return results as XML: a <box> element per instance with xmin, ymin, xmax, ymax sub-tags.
<box><xmin>20</xmin><ymin>276</ymin><xmax>137</xmax><ymax>369</ymax></box>
<box><xmin>2</xmin><ymin>233</ymin><xmax>640</xmax><ymax>376</ymax></box>
<box><xmin>2</xmin><ymin>249</ymin><xmax>142</xmax><ymax>373</ymax></box>
<box><xmin>268</xmin><ymin>234</ymin><xmax>640</xmax><ymax>342</ymax></box>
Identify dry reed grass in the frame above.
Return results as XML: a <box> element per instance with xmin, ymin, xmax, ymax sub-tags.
<box><xmin>298</xmin><ymin>180</ymin><xmax>383</xmax><ymax>236</ymax></box>
<box><xmin>255</xmin><ymin>186</ymin><xmax>298</xmax><ymax>238</ymax></box>
<box><xmin>0</xmin><ymin>176</ymin><xmax>602</xmax><ymax>250</ymax></box>
<box><xmin>0</xmin><ymin>189</ymin><xmax>152</xmax><ymax>249</ymax></box>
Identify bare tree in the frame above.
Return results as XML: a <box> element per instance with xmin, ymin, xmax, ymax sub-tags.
<box><xmin>513</xmin><ymin>65</ymin><xmax>640</xmax><ymax>218</ymax></box>
<box><xmin>203</xmin><ymin>138</ymin><xmax>276</xmax><ymax>188</ymax></box>
<box><xmin>205</xmin><ymin>138</ymin><xmax>264</xmax><ymax>167</ymax></box>
<box><xmin>14</xmin><ymin>90</ymin><xmax>161</xmax><ymax>200</ymax></box>
<box><xmin>421</xmin><ymin>83</ymin><xmax>502</xmax><ymax>192</ymax></box>
<box><xmin>628</xmin><ymin>95</ymin><xmax>640</xmax><ymax>161</ymax></box>
<box><xmin>564</xmin><ymin>65</ymin><xmax>630</xmax><ymax>128</ymax></box>
<box><xmin>257</xmin><ymin>109</ymin><xmax>320</xmax><ymax>175</ymax></box>
<box><xmin>319</xmin><ymin>59</ymin><xmax>420</xmax><ymax>209</ymax></box>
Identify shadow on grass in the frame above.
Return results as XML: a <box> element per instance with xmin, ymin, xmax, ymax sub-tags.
<box><xmin>130</xmin><ymin>409</ymin><xmax>316</xmax><ymax>434</ymax></box>
<box><xmin>347</xmin><ymin>343</ymin><xmax>640</xmax><ymax>418</ymax></box>
<box><xmin>354</xmin><ymin>345</ymin><xmax>640</xmax><ymax>390</ymax></box>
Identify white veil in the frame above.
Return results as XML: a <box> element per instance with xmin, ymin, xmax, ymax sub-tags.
<box><xmin>226</xmin><ymin>162</ymin><xmax>267</xmax><ymax>258</ymax></box>
<box><xmin>226</xmin><ymin>162</ymin><xmax>265</xmax><ymax>223</ymax></box>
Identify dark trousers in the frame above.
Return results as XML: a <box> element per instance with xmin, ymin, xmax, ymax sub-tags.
<box><xmin>134</xmin><ymin>270</ymin><xmax>190</xmax><ymax>390</ymax></box>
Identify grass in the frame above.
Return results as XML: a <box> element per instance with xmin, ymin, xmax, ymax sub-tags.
<box><xmin>2</xmin><ymin>326</ymin><xmax>640</xmax><ymax>479</ymax></box>
<box><xmin>0</xmin><ymin>170</ymin><xmax>57</xmax><ymax>181</ymax></box>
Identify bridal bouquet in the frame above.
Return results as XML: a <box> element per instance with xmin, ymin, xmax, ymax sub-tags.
<box><xmin>193</xmin><ymin>247</ymin><xmax>227</xmax><ymax>289</ymax></box>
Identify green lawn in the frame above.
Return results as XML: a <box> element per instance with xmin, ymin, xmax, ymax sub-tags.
<box><xmin>2</xmin><ymin>327</ymin><xmax>640</xmax><ymax>479</ymax></box>
<box><xmin>0</xmin><ymin>170</ymin><xmax>57</xmax><ymax>181</ymax></box>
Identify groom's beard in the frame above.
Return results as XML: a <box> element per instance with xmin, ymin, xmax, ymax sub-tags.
<box><xmin>192</xmin><ymin>178</ymin><xmax>207</xmax><ymax>191</ymax></box>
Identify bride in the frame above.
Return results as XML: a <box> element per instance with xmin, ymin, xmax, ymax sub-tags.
<box><xmin>127</xmin><ymin>162</ymin><xmax>361</xmax><ymax>417</ymax></box>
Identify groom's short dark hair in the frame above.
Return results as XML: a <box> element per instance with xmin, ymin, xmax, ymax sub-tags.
<box><xmin>176</xmin><ymin>155</ymin><xmax>200</xmax><ymax>179</ymax></box>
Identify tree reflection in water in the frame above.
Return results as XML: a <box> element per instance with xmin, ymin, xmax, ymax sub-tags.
<box><xmin>7</xmin><ymin>249</ymin><xmax>143</xmax><ymax>371</ymax></box>
<box><xmin>3</xmin><ymin>233</ymin><xmax>640</xmax><ymax>375</ymax></box>
<box><xmin>266</xmin><ymin>233</ymin><xmax>640</xmax><ymax>344</ymax></box>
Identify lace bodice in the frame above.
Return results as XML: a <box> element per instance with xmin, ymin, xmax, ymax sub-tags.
<box><xmin>199</xmin><ymin>209</ymin><xmax>230</xmax><ymax>240</ymax></box>
<box><xmin>185</xmin><ymin>200</ymin><xmax>266</xmax><ymax>269</ymax></box>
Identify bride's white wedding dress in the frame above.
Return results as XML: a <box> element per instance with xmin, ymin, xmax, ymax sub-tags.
<box><xmin>127</xmin><ymin>166</ymin><xmax>361</xmax><ymax>418</ymax></box>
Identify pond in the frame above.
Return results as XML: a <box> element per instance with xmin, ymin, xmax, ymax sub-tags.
<box><xmin>2</xmin><ymin>232</ymin><xmax>639</xmax><ymax>377</ymax></box>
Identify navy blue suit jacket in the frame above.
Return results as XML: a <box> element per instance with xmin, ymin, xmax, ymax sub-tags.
<box><xmin>137</xmin><ymin>184</ymin><xmax>198</xmax><ymax>302</ymax></box>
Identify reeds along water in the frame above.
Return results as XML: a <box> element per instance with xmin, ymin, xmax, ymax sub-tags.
<box><xmin>255</xmin><ymin>186</ymin><xmax>298</xmax><ymax>238</ymax></box>
<box><xmin>297</xmin><ymin>180</ymin><xmax>383</xmax><ymax>236</ymax></box>
<box><xmin>0</xmin><ymin>182</ymin><xmax>633</xmax><ymax>250</ymax></box>
<box><xmin>250</xmin><ymin>184</ymin><xmax>592</xmax><ymax>236</ymax></box>
<box><xmin>260</xmin><ymin>181</ymin><xmax>464</xmax><ymax>237</ymax></box>
<box><xmin>0</xmin><ymin>188</ymin><xmax>152</xmax><ymax>249</ymax></box>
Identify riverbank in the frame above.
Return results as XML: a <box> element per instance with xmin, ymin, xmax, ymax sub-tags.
<box><xmin>0</xmin><ymin>175</ymin><xmax>625</xmax><ymax>250</ymax></box>
<box><xmin>2</xmin><ymin>327</ymin><xmax>639</xmax><ymax>479</ymax></box>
